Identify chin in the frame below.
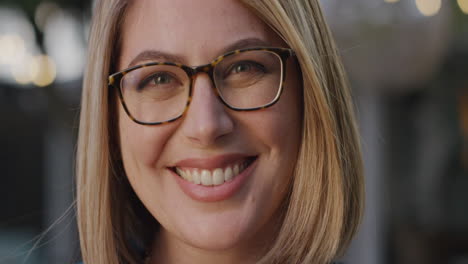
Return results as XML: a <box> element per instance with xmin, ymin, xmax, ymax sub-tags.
<box><xmin>187</xmin><ymin>231</ymin><xmax>244</xmax><ymax>251</ymax></box>
<box><xmin>170</xmin><ymin>200</ymin><xmax>264</xmax><ymax>252</ymax></box>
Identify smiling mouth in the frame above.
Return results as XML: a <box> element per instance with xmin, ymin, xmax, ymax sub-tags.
<box><xmin>170</xmin><ymin>156</ymin><xmax>257</xmax><ymax>186</ymax></box>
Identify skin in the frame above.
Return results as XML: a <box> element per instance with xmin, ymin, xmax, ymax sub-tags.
<box><xmin>117</xmin><ymin>0</ymin><xmax>302</xmax><ymax>263</ymax></box>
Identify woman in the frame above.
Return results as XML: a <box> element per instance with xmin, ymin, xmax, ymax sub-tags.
<box><xmin>76</xmin><ymin>0</ymin><xmax>364</xmax><ymax>263</ymax></box>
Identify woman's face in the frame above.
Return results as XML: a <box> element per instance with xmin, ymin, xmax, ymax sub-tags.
<box><xmin>118</xmin><ymin>0</ymin><xmax>302</xmax><ymax>258</ymax></box>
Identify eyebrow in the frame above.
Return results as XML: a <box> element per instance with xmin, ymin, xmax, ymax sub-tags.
<box><xmin>128</xmin><ymin>51</ymin><xmax>185</xmax><ymax>68</ymax></box>
<box><xmin>127</xmin><ymin>37</ymin><xmax>273</xmax><ymax>68</ymax></box>
<box><xmin>220</xmin><ymin>38</ymin><xmax>272</xmax><ymax>55</ymax></box>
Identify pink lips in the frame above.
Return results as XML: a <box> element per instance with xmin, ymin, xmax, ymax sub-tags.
<box><xmin>170</xmin><ymin>154</ymin><xmax>257</xmax><ymax>202</ymax></box>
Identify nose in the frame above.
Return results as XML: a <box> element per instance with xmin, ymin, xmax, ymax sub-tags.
<box><xmin>180</xmin><ymin>73</ymin><xmax>234</xmax><ymax>146</ymax></box>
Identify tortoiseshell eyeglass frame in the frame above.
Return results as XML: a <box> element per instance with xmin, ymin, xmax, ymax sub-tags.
<box><xmin>108</xmin><ymin>47</ymin><xmax>296</xmax><ymax>126</ymax></box>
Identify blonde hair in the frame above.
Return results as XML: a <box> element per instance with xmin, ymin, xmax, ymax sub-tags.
<box><xmin>76</xmin><ymin>0</ymin><xmax>364</xmax><ymax>264</ymax></box>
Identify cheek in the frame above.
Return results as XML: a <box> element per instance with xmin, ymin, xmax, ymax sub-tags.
<box><xmin>262</xmin><ymin>71</ymin><xmax>303</xmax><ymax>181</ymax></box>
<box><xmin>259</xmin><ymin>75</ymin><xmax>302</xmax><ymax>152</ymax></box>
<box><xmin>246</xmin><ymin>109</ymin><xmax>299</xmax><ymax>150</ymax></box>
<box><xmin>240</xmin><ymin>75</ymin><xmax>302</xmax><ymax>185</ymax></box>
<box><xmin>243</xmin><ymin>66</ymin><xmax>302</xmax><ymax>144</ymax></box>
<box><xmin>118</xmin><ymin>105</ymin><xmax>175</xmax><ymax>169</ymax></box>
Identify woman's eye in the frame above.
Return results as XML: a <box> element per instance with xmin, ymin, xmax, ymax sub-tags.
<box><xmin>228</xmin><ymin>61</ymin><xmax>265</xmax><ymax>75</ymax></box>
<box><xmin>137</xmin><ymin>72</ymin><xmax>179</xmax><ymax>91</ymax></box>
<box><xmin>233</xmin><ymin>63</ymin><xmax>251</xmax><ymax>73</ymax></box>
<box><xmin>152</xmin><ymin>73</ymin><xmax>173</xmax><ymax>85</ymax></box>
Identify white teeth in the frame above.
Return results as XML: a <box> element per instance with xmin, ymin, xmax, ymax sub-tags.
<box><xmin>224</xmin><ymin>167</ymin><xmax>233</xmax><ymax>182</ymax></box>
<box><xmin>185</xmin><ymin>169</ymin><xmax>193</xmax><ymax>181</ymax></box>
<box><xmin>201</xmin><ymin>170</ymin><xmax>212</xmax><ymax>185</ymax></box>
<box><xmin>174</xmin><ymin>159</ymin><xmax>253</xmax><ymax>186</ymax></box>
<box><xmin>176</xmin><ymin>167</ymin><xmax>186</xmax><ymax>179</ymax></box>
<box><xmin>212</xmin><ymin>168</ymin><xmax>224</xmax><ymax>185</ymax></box>
<box><xmin>233</xmin><ymin>164</ymin><xmax>239</xmax><ymax>175</ymax></box>
<box><xmin>192</xmin><ymin>170</ymin><xmax>201</xmax><ymax>184</ymax></box>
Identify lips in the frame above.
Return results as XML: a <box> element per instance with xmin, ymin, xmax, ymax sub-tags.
<box><xmin>169</xmin><ymin>154</ymin><xmax>258</xmax><ymax>202</ymax></box>
<box><xmin>173</xmin><ymin>157</ymin><xmax>255</xmax><ymax>186</ymax></box>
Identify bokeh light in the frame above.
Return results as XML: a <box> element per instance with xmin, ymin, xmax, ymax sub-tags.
<box><xmin>458</xmin><ymin>0</ymin><xmax>468</xmax><ymax>14</ymax></box>
<box><xmin>29</xmin><ymin>55</ymin><xmax>56</xmax><ymax>87</ymax></box>
<box><xmin>415</xmin><ymin>0</ymin><xmax>442</xmax><ymax>16</ymax></box>
<box><xmin>0</xmin><ymin>7</ymin><xmax>39</xmax><ymax>86</ymax></box>
<box><xmin>34</xmin><ymin>1</ymin><xmax>60</xmax><ymax>32</ymax></box>
<box><xmin>43</xmin><ymin>8</ymin><xmax>85</xmax><ymax>83</ymax></box>
<box><xmin>0</xmin><ymin>34</ymin><xmax>25</xmax><ymax>65</ymax></box>
<box><xmin>11</xmin><ymin>54</ymin><xmax>33</xmax><ymax>85</ymax></box>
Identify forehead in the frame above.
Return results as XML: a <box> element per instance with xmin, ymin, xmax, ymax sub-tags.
<box><xmin>119</xmin><ymin>0</ymin><xmax>284</xmax><ymax>68</ymax></box>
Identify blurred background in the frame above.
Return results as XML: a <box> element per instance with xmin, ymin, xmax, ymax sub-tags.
<box><xmin>0</xmin><ymin>0</ymin><xmax>466</xmax><ymax>263</ymax></box>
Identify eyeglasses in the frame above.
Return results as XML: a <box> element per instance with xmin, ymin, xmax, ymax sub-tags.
<box><xmin>108</xmin><ymin>47</ymin><xmax>295</xmax><ymax>125</ymax></box>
